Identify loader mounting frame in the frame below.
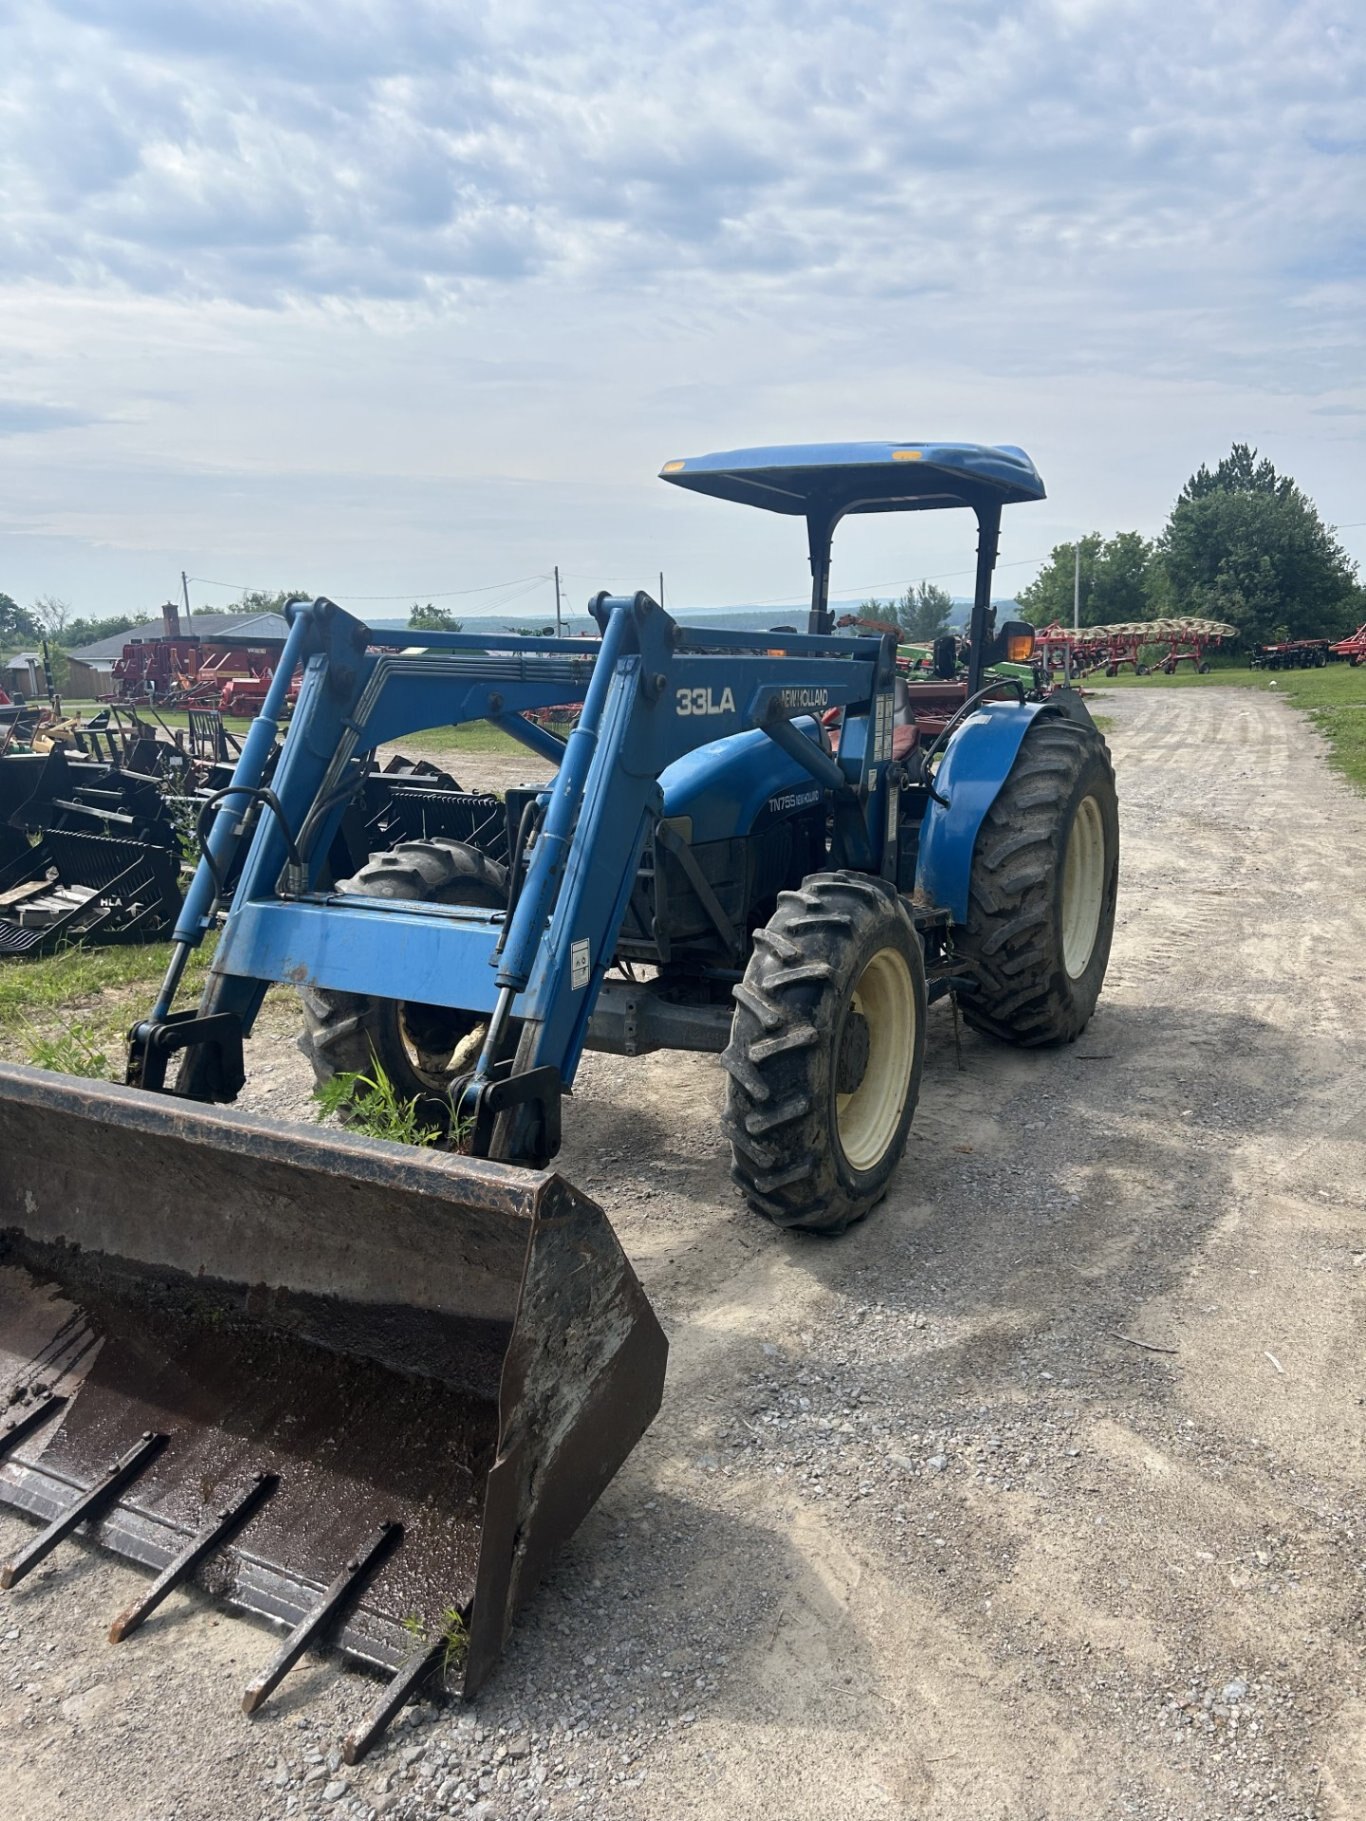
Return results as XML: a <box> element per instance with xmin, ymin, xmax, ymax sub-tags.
<box><xmin>132</xmin><ymin>590</ymin><xmax>904</xmax><ymax>1168</ymax></box>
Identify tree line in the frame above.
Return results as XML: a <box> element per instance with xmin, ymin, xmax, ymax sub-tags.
<box><xmin>855</xmin><ymin>579</ymin><xmax>957</xmax><ymax>642</ymax></box>
<box><xmin>854</xmin><ymin>444</ymin><xmax>1362</xmax><ymax>649</ymax></box>
<box><xmin>1016</xmin><ymin>445</ymin><xmax>1363</xmax><ymax>645</ymax></box>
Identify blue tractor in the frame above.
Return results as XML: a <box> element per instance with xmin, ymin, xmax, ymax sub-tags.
<box><xmin>0</xmin><ymin>442</ymin><xmax>1117</xmax><ymax>1748</ymax></box>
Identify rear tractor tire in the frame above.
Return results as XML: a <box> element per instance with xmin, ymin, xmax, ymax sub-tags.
<box><xmin>955</xmin><ymin>715</ymin><xmax>1118</xmax><ymax>1046</ymax></box>
<box><xmin>298</xmin><ymin>837</ymin><xmax>507</xmax><ymax>1126</ymax></box>
<box><xmin>722</xmin><ymin>872</ymin><xmax>927</xmax><ymax>1235</ymax></box>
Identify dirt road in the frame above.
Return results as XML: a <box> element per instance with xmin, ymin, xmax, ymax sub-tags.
<box><xmin>4</xmin><ymin>685</ymin><xmax>1365</xmax><ymax>1821</ymax></box>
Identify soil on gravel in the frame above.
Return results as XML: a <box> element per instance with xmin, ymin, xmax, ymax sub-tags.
<box><xmin>3</xmin><ymin>685</ymin><xmax>1365</xmax><ymax>1821</ymax></box>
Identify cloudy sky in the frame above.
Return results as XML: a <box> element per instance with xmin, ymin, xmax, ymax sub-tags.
<box><xmin>1</xmin><ymin>0</ymin><xmax>1363</xmax><ymax>623</ymax></box>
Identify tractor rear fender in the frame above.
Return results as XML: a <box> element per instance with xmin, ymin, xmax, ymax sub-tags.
<box><xmin>915</xmin><ymin>694</ymin><xmax>1095</xmax><ymax>924</ymax></box>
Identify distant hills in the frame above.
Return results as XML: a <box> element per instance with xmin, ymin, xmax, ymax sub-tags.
<box><xmin>365</xmin><ymin>597</ymin><xmax>1021</xmax><ymax>638</ymax></box>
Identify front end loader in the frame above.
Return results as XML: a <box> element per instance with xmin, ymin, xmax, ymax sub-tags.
<box><xmin>0</xmin><ymin>441</ymin><xmax>1118</xmax><ymax>1749</ymax></box>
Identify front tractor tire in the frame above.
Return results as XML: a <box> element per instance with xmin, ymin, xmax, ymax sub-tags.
<box><xmin>722</xmin><ymin>873</ymin><xmax>927</xmax><ymax>1236</ymax></box>
<box><xmin>298</xmin><ymin>837</ymin><xmax>507</xmax><ymax>1124</ymax></box>
<box><xmin>956</xmin><ymin>715</ymin><xmax>1119</xmax><ymax>1046</ymax></box>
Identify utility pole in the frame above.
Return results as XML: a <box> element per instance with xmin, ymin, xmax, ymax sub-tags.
<box><xmin>1072</xmin><ymin>544</ymin><xmax>1080</xmax><ymax>634</ymax></box>
<box><xmin>181</xmin><ymin>570</ymin><xmax>195</xmax><ymax>637</ymax></box>
<box><xmin>553</xmin><ymin>565</ymin><xmax>563</xmax><ymax>637</ymax></box>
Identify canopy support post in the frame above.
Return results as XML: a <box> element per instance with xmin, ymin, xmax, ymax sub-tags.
<box><xmin>806</xmin><ymin>512</ymin><xmax>838</xmax><ymax>635</ymax></box>
<box><xmin>966</xmin><ymin>503</ymin><xmax>1002</xmax><ymax>694</ymax></box>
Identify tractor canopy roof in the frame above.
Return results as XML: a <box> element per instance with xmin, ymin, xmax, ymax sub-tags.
<box><xmin>659</xmin><ymin>441</ymin><xmax>1045</xmax><ymax>520</ymax></box>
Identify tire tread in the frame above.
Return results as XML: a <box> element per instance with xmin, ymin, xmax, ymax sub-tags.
<box><xmin>955</xmin><ymin>717</ymin><xmax>1118</xmax><ymax>1047</ymax></box>
<box><xmin>723</xmin><ymin>870</ymin><xmax>926</xmax><ymax>1235</ymax></box>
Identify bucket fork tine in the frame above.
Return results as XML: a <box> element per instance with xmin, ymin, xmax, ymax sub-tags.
<box><xmin>0</xmin><ymin>1393</ymin><xmax>66</xmax><ymax>1459</ymax></box>
<box><xmin>108</xmin><ymin>1473</ymin><xmax>280</xmax><ymax>1643</ymax></box>
<box><xmin>241</xmin><ymin>1522</ymin><xmax>404</xmax><ymax>1716</ymax></box>
<box><xmin>343</xmin><ymin>1639</ymin><xmax>448</xmax><ymax>1765</ymax></box>
<box><xmin>1</xmin><ymin>1431</ymin><xmax>166</xmax><ymax>1591</ymax></box>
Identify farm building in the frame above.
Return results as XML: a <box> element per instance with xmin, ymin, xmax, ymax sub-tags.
<box><xmin>0</xmin><ymin>652</ymin><xmax>44</xmax><ymax>698</ymax></box>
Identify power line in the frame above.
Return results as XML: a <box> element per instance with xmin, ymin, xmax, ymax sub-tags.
<box><xmin>341</xmin><ymin>575</ymin><xmax>551</xmax><ymax>603</ymax></box>
<box><xmin>484</xmin><ymin>577</ymin><xmax>556</xmax><ymax>616</ymax></box>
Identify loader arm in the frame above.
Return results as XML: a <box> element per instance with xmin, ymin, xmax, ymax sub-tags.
<box><xmin>131</xmin><ymin>592</ymin><xmax>896</xmax><ymax>1163</ymax></box>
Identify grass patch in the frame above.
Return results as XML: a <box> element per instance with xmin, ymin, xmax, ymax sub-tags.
<box><xmin>386</xmin><ymin>721</ymin><xmax>535</xmax><ymax>757</ymax></box>
<box><xmin>0</xmin><ymin>938</ymin><xmax>216</xmax><ymax>1065</ymax></box>
<box><xmin>1093</xmin><ymin>661</ymin><xmax>1366</xmax><ymax>793</ymax></box>
<box><xmin>1304</xmin><ymin>691</ymin><xmax>1366</xmax><ymax>792</ymax></box>
<box><xmin>1096</xmin><ymin>664</ymin><xmax>1262</xmax><ymax>690</ymax></box>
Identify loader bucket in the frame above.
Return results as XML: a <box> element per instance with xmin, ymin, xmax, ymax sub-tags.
<box><xmin>0</xmin><ymin>1062</ymin><xmax>665</xmax><ymax>1742</ymax></box>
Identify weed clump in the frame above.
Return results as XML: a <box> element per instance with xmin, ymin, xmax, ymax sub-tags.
<box><xmin>25</xmin><ymin>1021</ymin><xmax>112</xmax><ymax>1079</ymax></box>
<box><xmin>314</xmin><ymin>1058</ymin><xmax>445</xmax><ymax>1147</ymax></box>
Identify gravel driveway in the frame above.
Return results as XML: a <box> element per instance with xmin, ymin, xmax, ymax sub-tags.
<box><xmin>3</xmin><ymin>684</ymin><xmax>1364</xmax><ymax>1821</ymax></box>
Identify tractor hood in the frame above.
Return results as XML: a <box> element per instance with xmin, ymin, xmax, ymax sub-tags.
<box><xmin>659</xmin><ymin>719</ymin><xmax>825</xmax><ymax>844</ymax></box>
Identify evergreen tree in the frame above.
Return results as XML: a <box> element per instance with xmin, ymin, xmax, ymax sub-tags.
<box><xmin>1154</xmin><ymin>445</ymin><xmax>1358</xmax><ymax>641</ymax></box>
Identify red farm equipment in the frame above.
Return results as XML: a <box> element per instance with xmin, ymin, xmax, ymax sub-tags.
<box><xmin>1027</xmin><ymin>623</ymin><xmax>1108</xmax><ymax>681</ymax></box>
<box><xmin>1140</xmin><ymin>617</ymin><xmax>1237</xmax><ymax>674</ymax></box>
<box><xmin>104</xmin><ymin>601</ymin><xmax>295</xmax><ymax>713</ymax></box>
<box><xmin>1249</xmin><ymin>638</ymin><xmax>1331</xmax><ymax>671</ymax></box>
<box><xmin>106</xmin><ymin>636</ymin><xmax>203</xmax><ymax>705</ymax></box>
<box><xmin>210</xmin><ymin>650</ymin><xmax>300</xmax><ymax>716</ymax></box>
<box><xmin>1022</xmin><ymin>617</ymin><xmax>1236</xmax><ymax>679</ymax></box>
<box><xmin>1331</xmin><ymin>624</ymin><xmax>1366</xmax><ymax>667</ymax></box>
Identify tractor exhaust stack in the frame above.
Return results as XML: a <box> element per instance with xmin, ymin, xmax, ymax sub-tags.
<box><xmin>0</xmin><ymin>1063</ymin><xmax>665</xmax><ymax>1750</ymax></box>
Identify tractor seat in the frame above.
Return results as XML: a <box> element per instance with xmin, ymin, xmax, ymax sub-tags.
<box><xmin>822</xmin><ymin>715</ymin><xmax>920</xmax><ymax>761</ymax></box>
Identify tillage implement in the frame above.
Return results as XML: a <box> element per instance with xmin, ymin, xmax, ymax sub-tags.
<box><xmin>0</xmin><ymin>441</ymin><xmax>1118</xmax><ymax>1752</ymax></box>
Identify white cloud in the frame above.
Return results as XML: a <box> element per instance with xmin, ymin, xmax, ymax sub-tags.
<box><xmin>0</xmin><ymin>0</ymin><xmax>1362</xmax><ymax>613</ymax></box>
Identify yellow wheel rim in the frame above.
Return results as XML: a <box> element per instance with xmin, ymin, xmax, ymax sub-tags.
<box><xmin>1062</xmin><ymin>793</ymin><xmax>1106</xmax><ymax>979</ymax></box>
<box><xmin>398</xmin><ymin>1012</ymin><xmax>487</xmax><ymax>1088</ymax></box>
<box><xmin>836</xmin><ymin>946</ymin><xmax>916</xmax><ymax>1172</ymax></box>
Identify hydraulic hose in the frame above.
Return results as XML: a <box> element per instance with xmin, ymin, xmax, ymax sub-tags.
<box><xmin>916</xmin><ymin>677</ymin><xmax>1026</xmax><ymax>807</ymax></box>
